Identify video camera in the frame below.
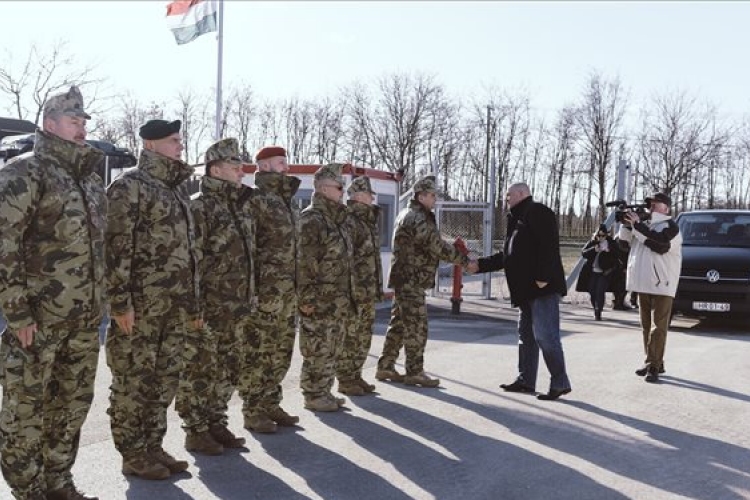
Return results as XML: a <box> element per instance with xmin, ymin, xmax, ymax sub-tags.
<box><xmin>605</xmin><ymin>199</ymin><xmax>651</xmax><ymax>223</ymax></box>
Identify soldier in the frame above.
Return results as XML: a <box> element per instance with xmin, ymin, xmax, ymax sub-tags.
<box><xmin>298</xmin><ymin>163</ymin><xmax>356</xmax><ymax>411</ymax></box>
<box><xmin>238</xmin><ymin>146</ymin><xmax>300</xmax><ymax>433</ymax></box>
<box><xmin>175</xmin><ymin>138</ymin><xmax>251</xmax><ymax>454</ymax></box>
<box><xmin>335</xmin><ymin>176</ymin><xmax>384</xmax><ymax>396</ymax></box>
<box><xmin>105</xmin><ymin>119</ymin><xmax>201</xmax><ymax>480</ymax></box>
<box><xmin>0</xmin><ymin>86</ymin><xmax>104</xmax><ymax>500</ymax></box>
<box><xmin>376</xmin><ymin>175</ymin><xmax>472</xmax><ymax>388</ymax></box>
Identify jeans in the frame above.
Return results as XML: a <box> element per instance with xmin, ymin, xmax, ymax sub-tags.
<box><xmin>588</xmin><ymin>272</ymin><xmax>610</xmax><ymax>315</ymax></box>
<box><xmin>515</xmin><ymin>293</ymin><xmax>571</xmax><ymax>391</ymax></box>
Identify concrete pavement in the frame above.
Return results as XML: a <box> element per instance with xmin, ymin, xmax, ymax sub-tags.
<box><xmin>1</xmin><ymin>298</ymin><xmax>749</xmax><ymax>499</ymax></box>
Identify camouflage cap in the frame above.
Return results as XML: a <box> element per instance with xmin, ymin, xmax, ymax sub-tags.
<box><xmin>205</xmin><ymin>138</ymin><xmax>243</xmax><ymax>165</ymax></box>
<box><xmin>413</xmin><ymin>175</ymin><xmax>437</xmax><ymax>194</ymax></box>
<box><xmin>314</xmin><ymin>163</ymin><xmax>345</xmax><ymax>186</ymax></box>
<box><xmin>43</xmin><ymin>85</ymin><xmax>91</xmax><ymax>120</ymax></box>
<box><xmin>347</xmin><ymin>176</ymin><xmax>375</xmax><ymax>195</ymax></box>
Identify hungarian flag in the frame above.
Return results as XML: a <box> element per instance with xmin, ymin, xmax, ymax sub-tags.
<box><xmin>166</xmin><ymin>0</ymin><xmax>218</xmax><ymax>45</ymax></box>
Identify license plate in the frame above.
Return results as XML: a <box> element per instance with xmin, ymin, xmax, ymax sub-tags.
<box><xmin>692</xmin><ymin>302</ymin><xmax>731</xmax><ymax>312</ymax></box>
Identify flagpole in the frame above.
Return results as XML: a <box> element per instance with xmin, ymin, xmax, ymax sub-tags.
<box><xmin>214</xmin><ymin>0</ymin><xmax>224</xmax><ymax>140</ymax></box>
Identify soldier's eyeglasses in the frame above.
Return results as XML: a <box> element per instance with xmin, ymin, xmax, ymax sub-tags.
<box><xmin>324</xmin><ymin>184</ymin><xmax>343</xmax><ymax>191</ymax></box>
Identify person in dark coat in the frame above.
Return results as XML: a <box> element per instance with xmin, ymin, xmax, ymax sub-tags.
<box><xmin>611</xmin><ymin>236</ymin><xmax>633</xmax><ymax>310</ymax></box>
<box><xmin>576</xmin><ymin>224</ymin><xmax>618</xmax><ymax>320</ymax></box>
<box><xmin>474</xmin><ymin>183</ymin><xmax>571</xmax><ymax>401</ymax></box>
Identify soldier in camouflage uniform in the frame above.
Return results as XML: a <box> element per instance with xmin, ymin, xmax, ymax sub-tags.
<box><xmin>376</xmin><ymin>175</ymin><xmax>471</xmax><ymax>388</ymax></box>
<box><xmin>0</xmin><ymin>86</ymin><xmax>103</xmax><ymax>500</ymax></box>
<box><xmin>105</xmin><ymin>119</ymin><xmax>201</xmax><ymax>480</ymax></box>
<box><xmin>335</xmin><ymin>176</ymin><xmax>384</xmax><ymax>397</ymax></box>
<box><xmin>298</xmin><ymin>163</ymin><xmax>356</xmax><ymax>412</ymax></box>
<box><xmin>175</xmin><ymin>138</ymin><xmax>251</xmax><ymax>454</ymax></box>
<box><xmin>238</xmin><ymin>146</ymin><xmax>301</xmax><ymax>433</ymax></box>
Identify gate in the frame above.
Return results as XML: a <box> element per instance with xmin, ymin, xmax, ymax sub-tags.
<box><xmin>433</xmin><ymin>201</ymin><xmax>495</xmax><ymax>299</ymax></box>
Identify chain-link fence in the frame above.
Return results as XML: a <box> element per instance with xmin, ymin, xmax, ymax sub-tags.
<box><xmin>433</xmin><ymin>201</ymin><xmax>499</xmax><ymax>298</ymax></box>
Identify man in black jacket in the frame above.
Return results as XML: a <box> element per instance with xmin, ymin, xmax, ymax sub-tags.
<box><xmin>475</xmin><ymin>183</ymin><xmax>572</xmax><ymax>400</ymax></box>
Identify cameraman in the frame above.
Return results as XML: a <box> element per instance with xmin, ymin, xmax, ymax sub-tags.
<box><xmin>618</xmin><ymin>192</ymin><xmax>682</xmax><ymax>383</ymax></box>
<box><xmin>576</xmin><ymin>224</ymin><xmax>617</xmax><ymax>321</ymax></box>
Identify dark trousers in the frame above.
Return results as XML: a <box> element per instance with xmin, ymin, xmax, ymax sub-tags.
<box><xmin>588</xmin><ymin>272</ymin><xmax>610</xmax><ymax>315</ymax></box>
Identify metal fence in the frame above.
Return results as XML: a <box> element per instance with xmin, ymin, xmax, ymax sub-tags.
<box><xmin>433</xmin><ymin>201</ymin><xmax>495</xmax><ymax>299</ymax></box>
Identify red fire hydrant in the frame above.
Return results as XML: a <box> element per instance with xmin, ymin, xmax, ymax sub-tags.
<box><xmin>451</xmin><ymin>237</ymin><xmax>470</xmax><ymax>315</ymax></box>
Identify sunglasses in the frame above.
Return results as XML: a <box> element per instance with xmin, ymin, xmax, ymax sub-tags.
<box><xmin>324</xmin><ymin>184</ymin><xmax>343</xmax><ymax>191</ymax></box>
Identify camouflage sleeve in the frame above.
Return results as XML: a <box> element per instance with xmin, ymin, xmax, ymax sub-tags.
<box><xmin>0</xmin><ymin>161</ymin><xmax>39</xmax><ymax>330</ymax></box>
<box><xmin>297</xmin><ymin>213</ymin><xmax>323</xmax><ymax>308</ymax></box>
<box><xmin>190</xmin><ymin>200</ymin><xmax>208</xmax><ymax>304</ymax></box>
<box><xmin>418</xmin><ymin>215</ymin><xmax>467</xmax><ymax>266</ymax></box>
<box><xmin>105</xmin><ymin>177</ymin><xmax>139</xmax><ymax>315</ymax></box>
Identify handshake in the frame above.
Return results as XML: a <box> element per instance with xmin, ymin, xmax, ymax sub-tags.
<box><xmin>465</xmin><ymin>260</ymin><xmax>479</xmax><ymax>274</ymax></box>
<box><xmin>454</xmin><ymin>237</ymin><xmax>480</xmax><ymax>274</ymax></box>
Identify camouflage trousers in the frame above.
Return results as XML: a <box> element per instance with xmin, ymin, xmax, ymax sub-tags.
<box><xmin>106</xmin><ymin>311</ymin><xmax>185</xmax><ymax>458</ymax></box>
<box><xmin>378</xmin><ymin>286</ymin><xmax>428</xmax><ymax>376</ymax></box>
<box><xmin>299</xmin><ymin>302</ymin><xmax>354</xmax><ymax>399</ymax></box>
<box><xmin>336</xmin><ymin>301</ymin><xmax>375</xmax><ymax>382</ymax></box>
<box><xmin>176</xmin><ymin>317</ymin><xmax>245</xmax><ymax>432</ymax></box>
<box><xmin>0</xmin><ymin>323</ymin><xmax>99</xmax><ymax>499</ymax></box>
<box><xmin>238</xmin><ymin>297</ymin><xmax>296</xmax><ymax>417</ymax></box>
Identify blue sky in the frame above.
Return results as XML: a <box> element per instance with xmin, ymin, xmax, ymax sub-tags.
<box><xmin>2</xmin><ymin>1</ymin><xmax>749</xmax><ymax>123</ymax></box>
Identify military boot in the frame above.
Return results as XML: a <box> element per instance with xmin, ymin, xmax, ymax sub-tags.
<box><xmin>185</xmin><ymin>431</ymin><xmax>224</xmax><ymax>455</ymax></box>
<box><xmin>149</xmin><ymin>447</ymin><xmax>190</xmax><ymax>473</ymax></box>
<box><xmin>337</xmin><ymin>380</ymin><xmax>366</xmax><ymax>396</ymax></box>
<box><xmin>122</xmin><ymin>453</ymin><xmax>171</xmax><ymax>480</ymax></box>
<box><xmin>46</xmin><ymin>485</ymin><xmax>98</xmax><ymax>500</ymax></box>
<box><xmin>375</xmin><ymin>368</ymin><xmax>405</xmax><ymax>382</ymax></box>
<box><xmin>267</xmin><ymin>406</ymin><xmax>300</xmax><ymax>427</ymax></box>
<box><xmin>355</xmin><ymin>376</ymin><xmax>376</xmax><ymax>393</ymax></box>
<box><xmin>404</xmin><ymin>372</ymin><xmax>440</xmax><ymax>388</ymax></box>
<box><xmin>304</xmin><ymin>396</ymin><xmax>339</xmax><ymax>412</ymax></box>
<box><xmin>328</xmin><ymin>393</ymin><xmax>346</xmax><ymax>407</ymax></box>
<box><xmin>209</xmin><ymin>424</ymin><xmax>246</xmax><ymax>448</ymax></box>
<box><xmin>245</xmin><ymin>414</ymin><xmax>278</xmax><ymax>433</ymax></box>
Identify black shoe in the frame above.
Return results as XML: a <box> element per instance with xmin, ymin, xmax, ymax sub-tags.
<box><xmin>645</xmin><ymin>371</ymin><xmax>659</xmax><ymax>383</ymax></box>
<box><xmin>537</xmin><ymin>388</ymin><xmax>571</xmax><ymax>401</ymax></box>
<box><xmin>636</xmin><ymin>365</ymin><xmax>665</xmax><ymax>376</ymax></box>
<box><xmin>595</xmin><ymin>311</ymin><xmax>602</xmax><ymax>321</ymax></box>
<box><xmin>612</xmin><ymin>304</ymin><xmax>631</xmax><ymax>311</ymax></box>
<box><xmin>500</xmin><ymin>381</ymin><xmax>535</xmax><ymax>393</ymax></box>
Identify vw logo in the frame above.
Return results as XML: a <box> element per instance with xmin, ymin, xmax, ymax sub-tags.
<box><xmin>706</xmin><ymin>270</ymin><xmax>721</xmax><ymax>283</ymax></box>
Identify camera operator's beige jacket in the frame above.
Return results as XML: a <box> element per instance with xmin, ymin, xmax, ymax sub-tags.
<box><xmin>618</xmin><ymin>212</ymin><xmax>683</xmax><ymax>298</ymax></box>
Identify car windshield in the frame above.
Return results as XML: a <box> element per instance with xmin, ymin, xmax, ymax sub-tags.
<box><xmin>678</xmin><ymin>213</ymin><xmax>750</xmax><ymax>248</ymax></box>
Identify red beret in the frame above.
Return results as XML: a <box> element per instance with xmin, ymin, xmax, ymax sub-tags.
<box><xmin>255</xmin><ymin>146</ymin><xmax>287</xmax><ymax>162</ymax></box>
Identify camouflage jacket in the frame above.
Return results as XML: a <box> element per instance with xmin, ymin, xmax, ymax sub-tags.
<box><xmin>297</xmin><ymin>193</ymin><xmax>355</xmax><ymax>315</ymax></box>
<box><xmin>346</xmin><ymin>200</ymin><xmax>384</xmax><ymax>304</ymax></box>
<box><xmin>192</xmin><ymin>176</ymin><xmax>255</xmax><ymax>325</ymax></box>
<box><xmin>249</xmin><ymin>171</ymin><xmax>300</xmax><ymax>307</ymax></box>
<box><xmin>388</xmin><ymin>200</ymin><xmax>468</xmax><ymax>290</ymax></box>
<box><xmin>106</xmin><ymin>149</ymin><xmax>200</xmax><ymax>318</ymax></box>
<box><xmin>0</xmin><ymin>130</ymin><xmax>107</xmax><ymax>331</ymax></box>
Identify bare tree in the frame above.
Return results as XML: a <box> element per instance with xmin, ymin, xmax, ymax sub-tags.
<box><xmin>576</xmin><ymin>72</ymin><xmax>627</xmax><ymax>220</ymax></box>
<box><xmin>345</xmin><ymin>72</ymin><xmax>443</xmax><ymax>189</ymax></box>
<box><xmin>310</xmin><ymin>96</ymin><xmax>346</xmax><ymax>164</ymax></box>
<box><xmin>0</xmin><ymin>40</ymin><xmax>106</xmax><ymax>125</ymax></box>
<box><xmin>226</xmin><ymin>82</ymin><xmax>255</xmax><ymax>160</ymax></box>
<box><xmin>281</xmin><ymin>96</ymin><xmax>314</xmax><ymax>163</ymax></box>
<box><xmin>636</xmin><ymin>91</ymin><xmax>728</xmax><ymax>211</ymax></box>
<box><xmin>175</xmin><ymin>88</ymin><xmax>211</xmax><ymax>164</ymax></box>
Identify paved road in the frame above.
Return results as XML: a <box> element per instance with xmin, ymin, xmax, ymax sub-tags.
<box><xmin>1</xmin><ymin>299</ymin><xmax>749</xmax><ymax>499</ymax></box>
